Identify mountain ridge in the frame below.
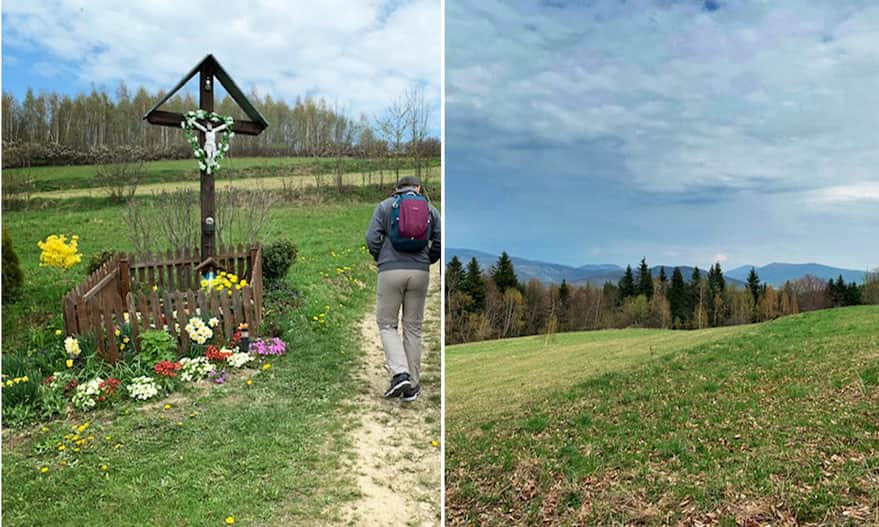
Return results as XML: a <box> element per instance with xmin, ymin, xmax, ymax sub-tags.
<box><xmin>447</xmin><ymin>248</ymin><xmax>866</xmax><ymax>287</ymax></box>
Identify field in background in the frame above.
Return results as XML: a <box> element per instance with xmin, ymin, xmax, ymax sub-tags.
<box><xmin>4</xmin><ymin>156</ymin><xmax>441</xmax><ymax>194</ymax></box>
<box><xmin>446</xmin><ymin>307</ymin><xmax>879</xmax><ymax>525</ymax></box>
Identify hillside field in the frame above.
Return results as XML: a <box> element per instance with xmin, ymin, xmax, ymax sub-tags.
<box><xmin>446</xmin><ymin>307</ymin><xmax>879</xmax><ymax>525</ymax></box>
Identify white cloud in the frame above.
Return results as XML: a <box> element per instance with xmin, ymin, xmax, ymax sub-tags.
<box><xmin>3</xmin><ymin>0</ymin><xmax>440</xmax><ymax>123</ymax></box>
<box><xmin>446</xmin><ymin>0</ymin><xmax>879</xmax><ymax>195</ymax></box>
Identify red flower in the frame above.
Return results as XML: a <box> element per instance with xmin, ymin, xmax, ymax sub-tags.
<box><xmin>43</xmin><ymin>375</ymin><xmax>55</xmax><ymax>385</ymax></box>
<box><xmin>205</xmin><ymin>346</ymin><xmax>233</xmax><ymax>362</ymax></box>
<box><xmin>154</xmin><ymin>361</ymin><xmax>183</xmax><ymax>378</ymax></box>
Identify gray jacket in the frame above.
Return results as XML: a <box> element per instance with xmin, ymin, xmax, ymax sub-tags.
<box><xmin>365</xmin><ymin>186</ymin><xmax>441</xmax><ymax>272</ymax></box>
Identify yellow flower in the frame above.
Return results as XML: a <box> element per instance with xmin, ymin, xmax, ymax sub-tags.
<box><xmin>123</xmin><ymin>337</ymin><xmax>130</xmax><ymax>343</ymax></box>
<box><xmin>55</xmin><ymin>329</ymin><xmax>62</xmax><ymax>336</ymax></box>
<box><xmin>239</xmin><ymin>280</ymin><xmax>248</xmax><ymax>287</ymax></box>
<box><xmin>100</xmin><ymin>464</ymin><xmax>108</xmax><ymax>471</ymax></box>
<box><xmin>78</xmin><ymin>423</ymin><xmax>89</xmax><ymax>433</ymax></box>
<box><xmin>58</xmin><ymin>445</ymin><xmax>65</xmax><ymax>451</ymax></box>
<box><xmin>164</xmin><ymin>404</ymin><xmax>171</xmax><ymax>410</ymax></box>
<box><xmin>262</xmin><ymin>363</ymin><xmax>272</xmax><ymax>371</ymax></box>
<box><xmin>4</xmin><ymin>380</ymin><xmax>11</xmax><ymax>387</ymax></box>
<box><xmin>37</xmin><ymin>234</ymin><xmax>82</xmax><ymax>269</ymax></box>
<box><xmin>105</xmin><ymin>435</ymin><xmax>112</xmax><ymax>441</ymax></box>
<box><xmin>66</xmin><ymin>359</ymin><xmax>73</xmax><ymax>368</ymax></box>
<box><xmin>58</xmin><ymin>460</ymin><xmax>67</xmax><ymax>466</ymax></box>
<box><xmin>246</xmin><ymin>379</ymin><xmax>253</xmax><ymax>386</ymax></box>
<box><xmin>431</xmin><ymin>440</ymin><xmax>439</xmax><ymax>448</ymax></box>
<box><xmin>114</xmin><ymin>329</ymin><xmax>121</xmax><ymax>337</ymax></box>
<box><xmin>41</xmin><ymin>427</ymin><xmax>49</xmax><ymax>432</ymax></box>
<box><xmin>119</xmin><ymin>343</ymin><xmax>125</xmax><ymax>350</ymax></box>
<box><xmin>152</xmin><ymin>285</ymin><xmax>159</xmax><ymax>292</ymax></box>
<box><xmin>226</xmin><ymin>517</ymin><xmax>235</xmax><ymax>525</ymax></box>
<box><xmin>73</xmin><ymin>447</ymin><xmax>80</xmax><ymax>453</ymax></box>
<box><xmin>114</xmin><ymin>443</ymin><xmax>122</xmax><ymax>449</ymax></box>
<box><xmin>21</xmin><ymin>376</ymin><xmax>28</xmax><ymax>382</ymax></box>
<box><xmin>40</xmin><ymin>467</ymin><xmax>49</xmax><ymax>473</ymax></box>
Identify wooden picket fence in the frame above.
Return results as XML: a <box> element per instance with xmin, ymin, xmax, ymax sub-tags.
<box><xmin>62</xmin><ymin>244</ymin><xmax>263</xmax><ymax>362</ymax></box>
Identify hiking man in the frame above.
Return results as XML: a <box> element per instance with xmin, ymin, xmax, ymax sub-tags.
<box><xmin>365</xmin><ymin>175</ymin><xmax>441</xmax><ymax>401</ymax></box>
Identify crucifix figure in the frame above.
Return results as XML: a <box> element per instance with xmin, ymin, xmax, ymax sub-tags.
<box><xmin>143</xmin><ymin>54</ymin><xmax>268</xmax><ymax>263</ymax></box>
<box><xmin>191</xmin><ymin>119</ymin><xmax>229</xmax><ymax>172</ymax></box>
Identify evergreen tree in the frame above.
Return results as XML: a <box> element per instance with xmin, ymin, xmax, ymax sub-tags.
<box><xmin>668</xmin><ymin>266</ymin><xmax>688</xmax><ymax>326</ymax></box>
<box><xmin>845</xmin><ymin>281</ymin><xmax>861</xmax><ymax>306</ymax></box>
<box><xmin>618</xmin><ymin>265</ymin><xmax>635</xmax><ymax>299</ymax></box>
<box><xmin>558</xmin><ymin>279</ymin><xmax>570</xmax><ymax>331</ymax></box>
<box><xmin>445</xmin><ymin>256</ymin><xmax>464</xmax><ymax>301</ymax></box>
<box><xmin>558</xmin><ymin>279</ymin><xmax>570</xmax><ymax>305</ymax></box>
<box><xmin>637</xmin><ymin>257</ymin><xmax>654</xmax><ymax>299</ymax></box>
<box><xmin>461</xmin><ymin>257</ymin><xmax>486</xmax><ymax>310</ymax></box>
<box><xmin>835</xmin><ymin>275</ymin><xmax>847</xmax><ymax>306</ymax></box>
<box><xmin>658</xmin><ymin>266</ymin><xmax>668</xmax><ymax>286</ymax></box>
<box><xmin>491</xmin><ymin>251</ymin><xmax>519</xmax><ymax>293</ymax></box>
<box><xmin>746</xmin><ymin>267</ymin><xmax>761</xmax><ymax>305</ymax></box>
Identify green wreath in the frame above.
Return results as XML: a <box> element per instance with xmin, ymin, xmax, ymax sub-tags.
<box><xmin>180</xmin><ymin>109</ymin><xmax>235</xmax><ymax>174</ymax></box>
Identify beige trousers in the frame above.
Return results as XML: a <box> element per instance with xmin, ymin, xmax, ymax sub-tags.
<box><xmin>376</xmin><ymin>269</ymin><xmax>430</xmax><ymax>384</ymax></box>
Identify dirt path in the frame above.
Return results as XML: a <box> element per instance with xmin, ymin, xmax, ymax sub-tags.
<box><xmin>341</xmin><ymin>264</ymin><xmax>441</xmax><ymax>526</ymax></box>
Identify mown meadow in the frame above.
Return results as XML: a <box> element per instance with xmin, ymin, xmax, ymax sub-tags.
<box><xmin>446</xmin><ymin>307</ymin><xmax>879</xmax><ymax>526</ymax></box>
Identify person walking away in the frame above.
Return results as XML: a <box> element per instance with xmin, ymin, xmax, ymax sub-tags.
<box><xmin>365</xmin><ymin>175</ymin><xmax>441</xmax><ymax>401</ymax></box>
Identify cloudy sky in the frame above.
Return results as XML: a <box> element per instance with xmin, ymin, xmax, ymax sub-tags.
<box><xmin>446</xmin><ymin>0</ymin><xmax>879</xmax><ymax>271</ymax></box>
<box><xmin>2</xmin><ymin>0</ymin><xmax>440</xmax><ymax>133</ymax></box>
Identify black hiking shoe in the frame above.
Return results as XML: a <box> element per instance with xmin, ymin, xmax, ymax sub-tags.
<box><xmin>383</xmin><ymin>373</ymin><xmax>411</xmax><ymax>398</ymax></box>
<box><xmin>401</xmin><ymin>384</ymin><xmax>421</xmax><ymax>402</ymax></box>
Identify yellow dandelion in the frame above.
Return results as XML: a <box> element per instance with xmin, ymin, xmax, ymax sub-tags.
<box><xmin>246</xmin><ymin>379</ymin><xmax>253</xmax><ymax>386</ymax></box>
<box><xmin>114</xmin><ymin>329</ymin><xmax>121</xmax><ymax>337</ymax></box>
<box><xmin>40</xmin><ymin>467</ymin><xmax>49</xmax><ymax>473</ymax></box>
<box><xmin>262</xmin><ymin>363</ymin><xmax>272</xmax><ymax>371</ymax></box>
<box><xmin>55</xmin><ymin>329</ymin><xmax>62</xmax><ymax>336</ymax></box>
<box><xmin>105</xmin><ymin>435</ymin><xmax>112</xmax><ymax>441</ymax></box>
<box><xmin>73</xmin><ymin>447</ymin><xmax>80</xmax><ymax>453</ymax></box>
<box><xmin>58</xmin><ymin>445</ymin><xmax>65</xmax><ymax>451</ymax></box>
<box><xmin>114</xmin><ymin>444</ymin><xmax>122</xmax><ymax>449</ymax></box>
<box><xmin>152</xmin><ymin>285</ymin><xmax>158</xmax><ymax>292</ymax></box>
<box><xmin>226</xmin><ymin>517</ymin><xmax>235</xmax><ymax>525</ymax></box>
<box><xmin>431</xmin><ymin>440</ymin><xmax>439</xmax><ymax>448</ymax></box>
<box><xmin>100</xmin><ymin>464</ymin><xmax>108</xmax><ymax>471</ymax></box>
<box><xmin>66</xmin><ymin>359</ymin><xmax>73</xmax><ymax>368</ymax></box>
<box><xmin>164</xmin><ymin>404</ymin><xmax>172</xmax><ymax>410</ymax></box>
<box><xmin>41</xmin><ymin>427</ymin><xmax>49</xmax><ymax>432</ymax></box>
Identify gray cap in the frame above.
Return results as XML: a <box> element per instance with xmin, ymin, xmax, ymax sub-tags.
<box><xmin>395</xmin><ymin>175</ymin><xmax>421</xmax><ymax>189</ymax></box>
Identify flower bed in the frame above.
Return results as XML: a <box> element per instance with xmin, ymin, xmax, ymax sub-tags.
<box><xmin>62</xmin><ymin>245</ymin><xmax>263</xmax><ymax>361</ymax></box>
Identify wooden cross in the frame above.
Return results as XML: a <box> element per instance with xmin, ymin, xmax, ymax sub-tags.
<box><xmin>143</xmin><ymin>54</ymin><xmax>268</xmax><ymax>269</ymax></box>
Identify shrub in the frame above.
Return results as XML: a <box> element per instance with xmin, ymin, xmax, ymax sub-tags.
<box><xmin>263</xmin><ymin>239</ymin><xmax>298</xmax><ymax>284</ymax></box>
<box><xmin>137</xmin><ymin>330</ymin><xmax>177</xmax><ymax>367</ymax></box>
<box><xmin>2</xmin><ymin>228</ymin><xmax>24</xmax><ymax>304</ymax></box>
<box><xmin>87</xmin><ymin>250</ymin><xmax>116</xmax><ymax>275</ymax></box>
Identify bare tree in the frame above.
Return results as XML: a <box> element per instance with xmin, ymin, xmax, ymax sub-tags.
<box><xmin>376</xmin><ymin>95</ymin><xmax>409</xmax><ymax>181</ymax></box>
<box><xmin>406</xmin><ymin>87</ymin><xmax>432</xmax><ymax>182</ymax></box>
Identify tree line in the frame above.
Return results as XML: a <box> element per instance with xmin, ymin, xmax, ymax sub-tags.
<box><xmin>445</xmin><ymin>252</ymin><xmax>879</xmax><ymax>345</ymax></box>
<box><xmin>2</xmin><ymin>83</ymin><xmax>439</xmax><ymax>171</ymax></box>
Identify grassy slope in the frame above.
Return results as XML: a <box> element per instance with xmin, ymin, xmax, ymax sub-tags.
<box><xmin>446</xmin><ymin>307</ymin><xmax>879</xmax><ymax>526</ymax></box>
<box><xmin>1</xmin><ymin>199</ymin><xmax>380</xmax><ymax>525</ymax></box>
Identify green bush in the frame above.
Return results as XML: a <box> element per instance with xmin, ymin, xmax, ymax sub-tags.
<box><xmin>87</xmin><ymin>249</ymin><xmax>116</xmax><ymax>275</ymax></box>
<box><xmin>263</xmin><ymin>239</ymin><xmax>298</xmax><ymax>284</ymax></box>
<box><xmin>137</xmin><ymin>330</ymin><xmax>177</xmax><ymax>367</ymax></box>
<box><xmin>2</xmin><ymin>228</ymin><xmax>24</xmax><ymax>304</ymax></box>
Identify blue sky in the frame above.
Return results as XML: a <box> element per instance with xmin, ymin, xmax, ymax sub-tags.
<box><xmin>2</xmin><ymin>0</ymin><xmax>440</xmax><ymax>134</ymax></box>
<box><xmin>446</xmin><ymin>0</ymin><xmax>879</xmax><ymax>271</ymax></box>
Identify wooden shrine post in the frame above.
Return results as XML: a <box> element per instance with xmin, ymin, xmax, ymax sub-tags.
<box><xmin>142</xmin><ymin>54</ymin><xmax>269</xmax><ymax>271</ymax></box>
<box><xmin>199</xmin><ymin>59</ymin><xmax>217</xmax><ymax>260</ymax></box>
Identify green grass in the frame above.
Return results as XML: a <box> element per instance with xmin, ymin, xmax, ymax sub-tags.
<box><xmin>1</xmin><ymin>193</ymin><xmax>391</xmax><ymax>525</ymax></box>
<box><xmin>446</xmin><ymin>307</ymin><xmax>879</xmax><ymax>525</ymax></box>
<box><xmin>4</xmin><ymin>156</ymin><xmax>440</xmax><ymax>194</ymax></box>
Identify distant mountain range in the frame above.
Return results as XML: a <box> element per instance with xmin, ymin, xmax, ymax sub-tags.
<box><xmin>447</xmin><ymin>248</ymin><xmax>867</xmax><ymax>288</ymax></box>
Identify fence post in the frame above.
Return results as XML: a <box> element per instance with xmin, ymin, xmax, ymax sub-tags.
<box><xmin>119</xmin><ymin>254</ymin><xmax>131</xmax><ymax>300</ymax></box>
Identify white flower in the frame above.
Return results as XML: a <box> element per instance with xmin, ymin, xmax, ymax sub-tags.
<box><xmin>72</xmin><ymin>378</ymin><xmax>103</xmax><ymax>410</ymax></box>
<box><xmin>127</xmin><ymin>376</ymin><xmax>159</xmax><ymax>400</ymax></box>
<box><xmin>227</xmin><ymin>351</ymin><xmax>254</xmax><ymax>369</ymax></box>
<box><xmin>180</xmin><ymin>357</ymin><xmax>212</xmax><ymax>382</ymax></box>
<box><xmin>64</xmin><ymin>336</ymin><xmax>81</xmax><ymax>358</ymax></box>
<box><xmin>208</xmin><ymin>317</ymin><xmax>219</xmax><ymax>328</ymax></box>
